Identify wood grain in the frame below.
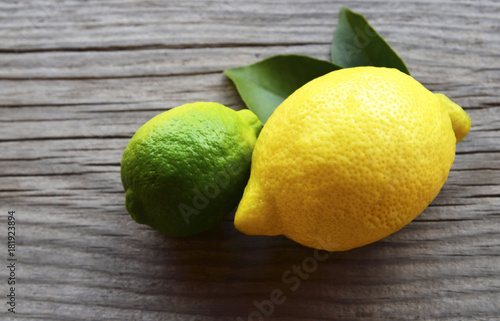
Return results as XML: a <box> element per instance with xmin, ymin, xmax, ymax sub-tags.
<box><xmin>1</xmin><ymin>0</ymin><xmax>499</xmax><ymax>320</ymax></box>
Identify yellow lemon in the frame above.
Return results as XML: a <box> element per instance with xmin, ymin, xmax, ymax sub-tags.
<box><xmin>234</xmin><ymin>67</ymin><xmax>471</xmax><ymax>251</ymax></box>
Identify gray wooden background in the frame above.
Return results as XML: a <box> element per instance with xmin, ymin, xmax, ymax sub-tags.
<box><xmin>1</xmin><ymin>0</ymin><xmax>499</xmax><ymax>320</ymax></box>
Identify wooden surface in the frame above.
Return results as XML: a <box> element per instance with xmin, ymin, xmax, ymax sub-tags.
<box><xmin>1</xmin><ymin>1</ymin><xmax>499</xmax><ymax>320</ymax></box>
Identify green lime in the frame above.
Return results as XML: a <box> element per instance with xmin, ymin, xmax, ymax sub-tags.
<box><xmin>121</xmin><ymin>102</ymin><xmax>262</xmax><ymax>236</ymax></box>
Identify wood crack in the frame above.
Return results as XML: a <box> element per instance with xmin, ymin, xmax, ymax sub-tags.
<box><xmin>0</xmin><ymin>70</ymin><xmax>221</xmax><ymax>81</ymax></box>
<box><xmin>0</xmin><ymin>41</ymin><xmax>328</xmax><ymax>54</ymax></box>
<box><xmin>0</xmin><ymin>135</ymin><xmax>130</xmax><ymax>143</ymax></box>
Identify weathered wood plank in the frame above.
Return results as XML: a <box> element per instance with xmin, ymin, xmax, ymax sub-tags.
<box><xmin>1</xmin><ymin>0</ymin><xmax>499</xmax><ymax>320</ymax></box>
<box><xmin>1</xmin><ymin>0</ymin><xmax>499</xmax><ymax>51</ymax></box>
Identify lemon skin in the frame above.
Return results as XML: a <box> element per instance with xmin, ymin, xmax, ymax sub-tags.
<box><xmin>235</xmin><ymin>67</ymin><xmax>471</xmax><ymax>251</ymax></box>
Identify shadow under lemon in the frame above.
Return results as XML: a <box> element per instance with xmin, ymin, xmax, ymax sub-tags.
<box><xmin>141</xmin><ymin>209</ymin><xmax>420</xmax><ymax>319</ymax></box>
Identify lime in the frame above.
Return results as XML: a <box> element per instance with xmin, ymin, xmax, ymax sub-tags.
<box><xmin>121</xmin><ymin>102</ymin><xmax>262</xmax><ymax>236</ymax></box>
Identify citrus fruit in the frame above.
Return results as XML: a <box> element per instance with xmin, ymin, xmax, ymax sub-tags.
<box><xmin>121</xmin><ymin>102</ymin><xmax>262</xmax><ymax>237</ymax></box>
<box><xmin>234</xmin><ymin>67</ymin><xmax>471</xmax><ymax>251</ymax></box>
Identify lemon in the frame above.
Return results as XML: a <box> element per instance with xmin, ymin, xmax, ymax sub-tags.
<box><xmin>121</xmin><ymin>102</ymin><xmax>262</xmax><ymax>237</ymax></box>
<box><xmin>234</xmin><ymin>67</ymin><xmax>471</xmax><ymax>251</ymax></box>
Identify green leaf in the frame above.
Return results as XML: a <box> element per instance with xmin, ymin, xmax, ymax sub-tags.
<box><xmin>331</xmin><ymin>7</ymin><xmax>410</xmax><ymax>75</ymax></box>
<box><xmin>224</xmin><ymin>55</ymin><xmax>341</xmax><ymax>124</ymax></box>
